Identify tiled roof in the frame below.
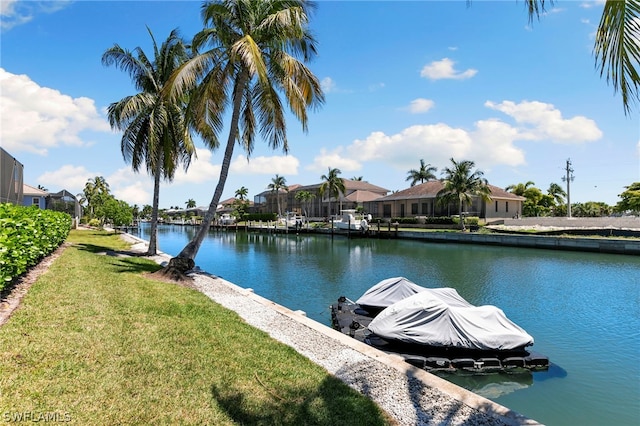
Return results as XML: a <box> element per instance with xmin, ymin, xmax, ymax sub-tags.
<box><xmin>294</xmin><ymin>179</ymin><xmax>389</xmax><ymax>194</ymax></box>
<box><xmin>345</xmin><ymin>190</ymin><xmax>385</xmax><ymax>203</ymax></box>
<box><xmin>377</xmin><ymin>181</ymin><xmax>525</xmax><ymax>201</ymax></box>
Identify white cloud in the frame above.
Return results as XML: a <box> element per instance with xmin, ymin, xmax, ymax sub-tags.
<box><xmin>321</xmin><ymin>77</ymin><xmax>337</xmax><ymax>93</ymax></box>
<box><xmin>368</xmin><ymin>82</ymin><xmax>385</xmax><ymax>92</ymax></box>
<box><xmin>0</xmin><ymin>69</ymin><xmax>111</xmax><ymax>155</ymax></box>
<box><xmin>408</xmin><ymin>98</ymin><xmax>435</xmax><ymax>114</ymax></box>
<box><xmin>37</xmin><ymin>165</ymin><xmax>95</xmax><ymax>196</ymax></box>
<box><xmin>334</xmin><ymin>100</ymin><xmax>601</xmax><ymax>177</ymax></box>
<box><xmin>103</xmin><ymin>167</ymin><xmax>151</xmax><ymax>205</ymax></box>
<box><xmin>348</xmin><ymin>124</ymin><xmax>474</xmax><ymax>170</ymax></box>
<box><xmin>172</xmin><ymin>148</ymin><xmax>220</xmax><ymax>184</ymax></box>
<box><xmin>307</xmin><ymin>147</ymin><xmax>362</xmax><ymax>172</ymax></box>
<box><xmin>420</xmin><ymin>58</ymin><xmax>477</xmax><ymax>80</ymax></box>
<box><xmin>232</xmin><ymin>154</ymin><xmax>300</xmax><ymax>175</ymax></box>
<box><xmin>485</xmin><ymin>100</ymin><xmax>602</xmax><ymax>143</ymax></box>
<box><xmin>580</xmin><ymin>1</ymin><xmax>605</xmax><ymax>9</ymax></box>
<box><xmin>1</xmin><ymin>0</ymin><xmax>72</xmax><ymax>32</ymax></box>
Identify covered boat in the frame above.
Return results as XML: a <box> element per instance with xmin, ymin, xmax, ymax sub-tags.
<box><xmin>330</xmin><ymin>277</ymin><xmax>548</xmax><ymax>372</ymax></box>
<box><xmin>356</xmin><ymin>276</ymin><xmax>427</xmax><ymax>314</ymax></box>
<box><xmin>368</xmin><ymin>290</ymin><xmax>533</xmax><ymax>351</ymax></box>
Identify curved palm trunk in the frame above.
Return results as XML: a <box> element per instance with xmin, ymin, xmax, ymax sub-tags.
<box><xmin>166</xmin><ymin>71</ymin><xmax>248</xmax><ymax>274</ymax></box>
<box><xmin>147</xmin><ymin>162</ymin><xmax>162</xmax><ymax>255</ymax></box>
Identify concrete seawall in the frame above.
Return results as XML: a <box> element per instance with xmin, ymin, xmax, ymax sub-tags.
<box><xmin>397</xmin><ymin>231</ymin><xmax>640</xmax><ymax>255</ymax></box>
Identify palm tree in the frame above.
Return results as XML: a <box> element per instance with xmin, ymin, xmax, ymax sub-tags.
<box><xmin>523</xmin><ymin>0</ymin><xmax>639</xmax><ymax>115</ymax></box>
<box><xmin>164</xmin><ymin>0</ymin><xmax>324</xmax><ymax>274</ymax></box>
<box><xmin>185</xmin><ymin>198</ymin><xmax>197</xmax><ymax>209</ymax></box>
<box><xmin>406</xmin><ymin>159</ymin><xmax>437</xmax><ymax>187</ymax></box>
<box><xmin>83</xmin><ymin>176</ymin><xmax>110</xmax><ymax>219</ymax></box>
<box><xmin>547</xmin><ymin>182</ymin><xmax>566</xmax><ymax>205</ymax></box>
<box><xmin>437</xmin><ymin>158</ymin><xmax>492</xmax><ymax>231</ymax></box>
<box><xmin>319</xmin><ymin>167</ymin><xmax>345</xmax><ymax>218</ymax></box>
<box><xmin>102</xmin><ymin>28</ymin><xmax>195</xmax><ymax>256</ymax></box>
<box><xmin>294</xmin><ymin>190</ymin><xmax>315</xmax><ymax>218</ymax></box>
<box><xmin>351</xmin><ymin>176</ymin><xmax>363</xmax><ymax>181</ymax></box>
<box><xmin>267</xmin><ymin>174</ymin><xmax>288</xmax><ymax>217</ymax></box>
<box><xmin>235</xmin><ymin>186</ymin><xmax>249</xmax><ymax>201</ymax></box>
<box><xmin>505</xmin><ymin>181</ymin><xmax>536</xmax><ymax>197</ymax></box>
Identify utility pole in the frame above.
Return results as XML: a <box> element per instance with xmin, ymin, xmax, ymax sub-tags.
<box><xmin>561</xmin><ymin>158</ymin><xmax>575</xmax><ymax>218</ymax></box>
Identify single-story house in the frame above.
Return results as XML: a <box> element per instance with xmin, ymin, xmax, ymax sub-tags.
<box><xmin>22</xmin><ymin>184</ymin><xmax>48</xmax><ymax>209</ymax></box>
<box><xmin>364</xmin><ymin>180</ymin><xmax>525</xmax><ymax>222</ymax></box>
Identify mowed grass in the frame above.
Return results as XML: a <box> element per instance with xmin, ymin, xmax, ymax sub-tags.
<box><xmin>0</xmin><ymin>230</ymin><xmax>392</xmax><ymax>425</ymax></box>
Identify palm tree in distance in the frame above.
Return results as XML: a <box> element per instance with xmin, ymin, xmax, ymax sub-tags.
<box><xmin>102</xmin><ymin>28</ymin><xmax>195</xmax><ymax>256</ymax></box>
<box><xmin>547</xmin><ymin>182</ymin><xmax>566</xmax><ymax>205</ymax></box>
<box><xmin>437</xmin><ymin>158</ymin><xmax>492</xmax><ymax>231</ymax></box>
<box><xmin>295</xmin><ymin>190</ymin><xmax>315</xmax><ymax>218</ymax></box>
<box><xmin>319</xmin><ymin>167</ymin><xmax>345</xmax><ymax>218</ymax></box>
<box><xmin>164</xmin><ymin>0</ymin><xmax>324</xmax><ymax>275</ymax></box>
<box><xmin>505</xmin><ymin>181</ymin><xmax>536</xmax><ymax>197</ymax></box>
<box><xmin>83</xmin><ymin>176</ymin><xmax>110</xmax><ymax>219</ymax></box>
<box><xmin>267</xmin><ymin>174</ymin><xmax>288</xmax><ymax>217</ymax></box>
<box><xmin>406</xmin><ymin>159</ymin><xmax>437</xmax><ymax>187</ymax></box>
<box><xmin>235</xmin><ymin>186</ymin><xmax>249</xmax><ymax>201</ymax></box>
<box><xmin>185</xmin><ymin>199</ymin><xmax>197</xmax><ymax>209</ymax></box>
<box><xmin>351</xmin><ymin>176</ymin><xmax>363</xmax><ymax>181</ymax></box>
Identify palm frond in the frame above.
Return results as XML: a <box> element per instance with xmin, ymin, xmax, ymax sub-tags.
<box><xmin>594</xmin><ymin>0</ymin><xmax>640</xmax><ymax>115</ymax></box>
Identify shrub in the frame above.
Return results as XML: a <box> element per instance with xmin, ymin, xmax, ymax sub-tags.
<box><xmin>0</xmin><ymin>204</ymin><xmax>72</xmax><ymax>288</ymax></box>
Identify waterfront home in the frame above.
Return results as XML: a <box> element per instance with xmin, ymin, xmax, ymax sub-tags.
<box><xmin>365</xmin><ymin>181</ymin><xmax>525</xmax><ymax>222</ymax></box>
<box><xmin>254</xmin><ymin>179</ymin><xmax>390</xmax><ymax>218</ymax></box>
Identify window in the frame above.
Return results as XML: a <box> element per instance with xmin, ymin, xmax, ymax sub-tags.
<box><xmin>421</xmin><ymin>202</ymin><xmax>429</xmax><ymax>215</ymax></box>
<box><xmin>383</xmin><ymin>204</ymin><xmax>391</xmax><ymax>218</ymax></box>
<box><xmin>495</xmin><ymin>201</ymin><xmax>498</xmax><ymax>212</ymax></box>
<box><xmin>411</xmin><ymin>203</ymin><xmax>418</xmax><ymax>214</ymax></box>
<box><xmin>506</xmin><ymin>202</ymin><xmax>509</xmax><ymax>213</ymax></box>
<box><xmin>32</xmin><ymin>197</ymin><xmax>40</xmax><ymax>208</ymax></box>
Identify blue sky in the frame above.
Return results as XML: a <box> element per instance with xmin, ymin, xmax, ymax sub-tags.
<box><xmin>1</xmin><ymin>0</ymin><xmax>638</xmax><ymax>209</ymax></box>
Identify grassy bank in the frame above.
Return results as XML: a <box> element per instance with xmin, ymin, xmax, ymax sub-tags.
<box><xmin>0</xmin><ymin>230</ymin><xmax>391</xmax><ymax>425</ymax></box>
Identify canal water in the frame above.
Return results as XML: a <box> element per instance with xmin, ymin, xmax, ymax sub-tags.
<box><xmin>134</xmin><ymin>224</ymin><xmax>640</xmax><ymax>425</ymax></box>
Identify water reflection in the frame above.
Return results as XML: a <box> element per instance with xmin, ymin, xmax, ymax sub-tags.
<box><xmin>435</xmin><ymin>371</ymin><xmax>534</xmax><ymax>399</ymax></box>
<box><xmin>133</xmin><ymin>224</ymin><xmax>640</xmax><ymax>426</ymax></box>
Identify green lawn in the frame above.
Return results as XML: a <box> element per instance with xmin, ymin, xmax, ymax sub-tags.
<box><xmin>0</xmin><ymin>230</ymin><xmax>392</xmax><ymax>425</ymax></box>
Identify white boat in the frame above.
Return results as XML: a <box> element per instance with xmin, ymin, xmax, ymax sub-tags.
<box><xmin>332</xmin><ymin>209</ymin><xmax>370</xmax><ymax>231</ymax></box>
<box><xmin>218</xmin><ymin>213</ymin><xmax>236</xmax><ymax>225</ymax></box>
<box><xmin>280</xmin><ymin>212</ymin><xmax>305</xmax><ymax>229</ymax></box>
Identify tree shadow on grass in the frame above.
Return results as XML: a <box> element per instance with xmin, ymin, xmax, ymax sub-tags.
<box><xmin>210</xmin><ymin>373</ymin><xmax>392</xmax><ymax>426</ymax></box>
<box><xmin>74</xmin><ymin>243</ymin><xmax>163</xmax><ymax>275</ymax></box>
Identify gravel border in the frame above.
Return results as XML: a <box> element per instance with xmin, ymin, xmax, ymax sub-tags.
<box><xmin>122</xmin><ymin>233</ymin><xmax>541</xmax><ymax>426</ymax></box>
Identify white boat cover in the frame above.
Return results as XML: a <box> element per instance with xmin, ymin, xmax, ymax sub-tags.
<box><xmin>356</xmin><ymin>277</ymin><xmax>427</xmax><ymax>308</ymax></box>
<box><xmin>368</xmin><ymin>289</ymin><xmax>534</xmax><ymax>350</ymax></box>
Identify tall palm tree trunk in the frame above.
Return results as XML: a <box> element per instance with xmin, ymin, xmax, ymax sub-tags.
<box><xmin>166</xmin><ymin>72</ymin><xmax>248</xmax><ymax>274</ymax></box>
<box><xmin>147</xmin><ymin>161</ymin><xmax>162</xmax><ymax>255</ymax></box>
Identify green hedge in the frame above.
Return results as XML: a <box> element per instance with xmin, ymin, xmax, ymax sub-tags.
<box><xmin>0</xmin><ymin>204</ymin><xmax>72</xmax><ymax>288</ymax></box>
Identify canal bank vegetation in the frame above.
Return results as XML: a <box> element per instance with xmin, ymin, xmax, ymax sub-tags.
<box><xmin>0</xmin><ymin>230</ymin><xmax>392</xmax><ymax>425</ymax></box>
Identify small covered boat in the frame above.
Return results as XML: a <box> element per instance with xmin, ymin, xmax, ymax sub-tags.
<box><xmin>330</xmin><ymin>277</ymin><xmax>549</xmax><ymax>372</ymax></box>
